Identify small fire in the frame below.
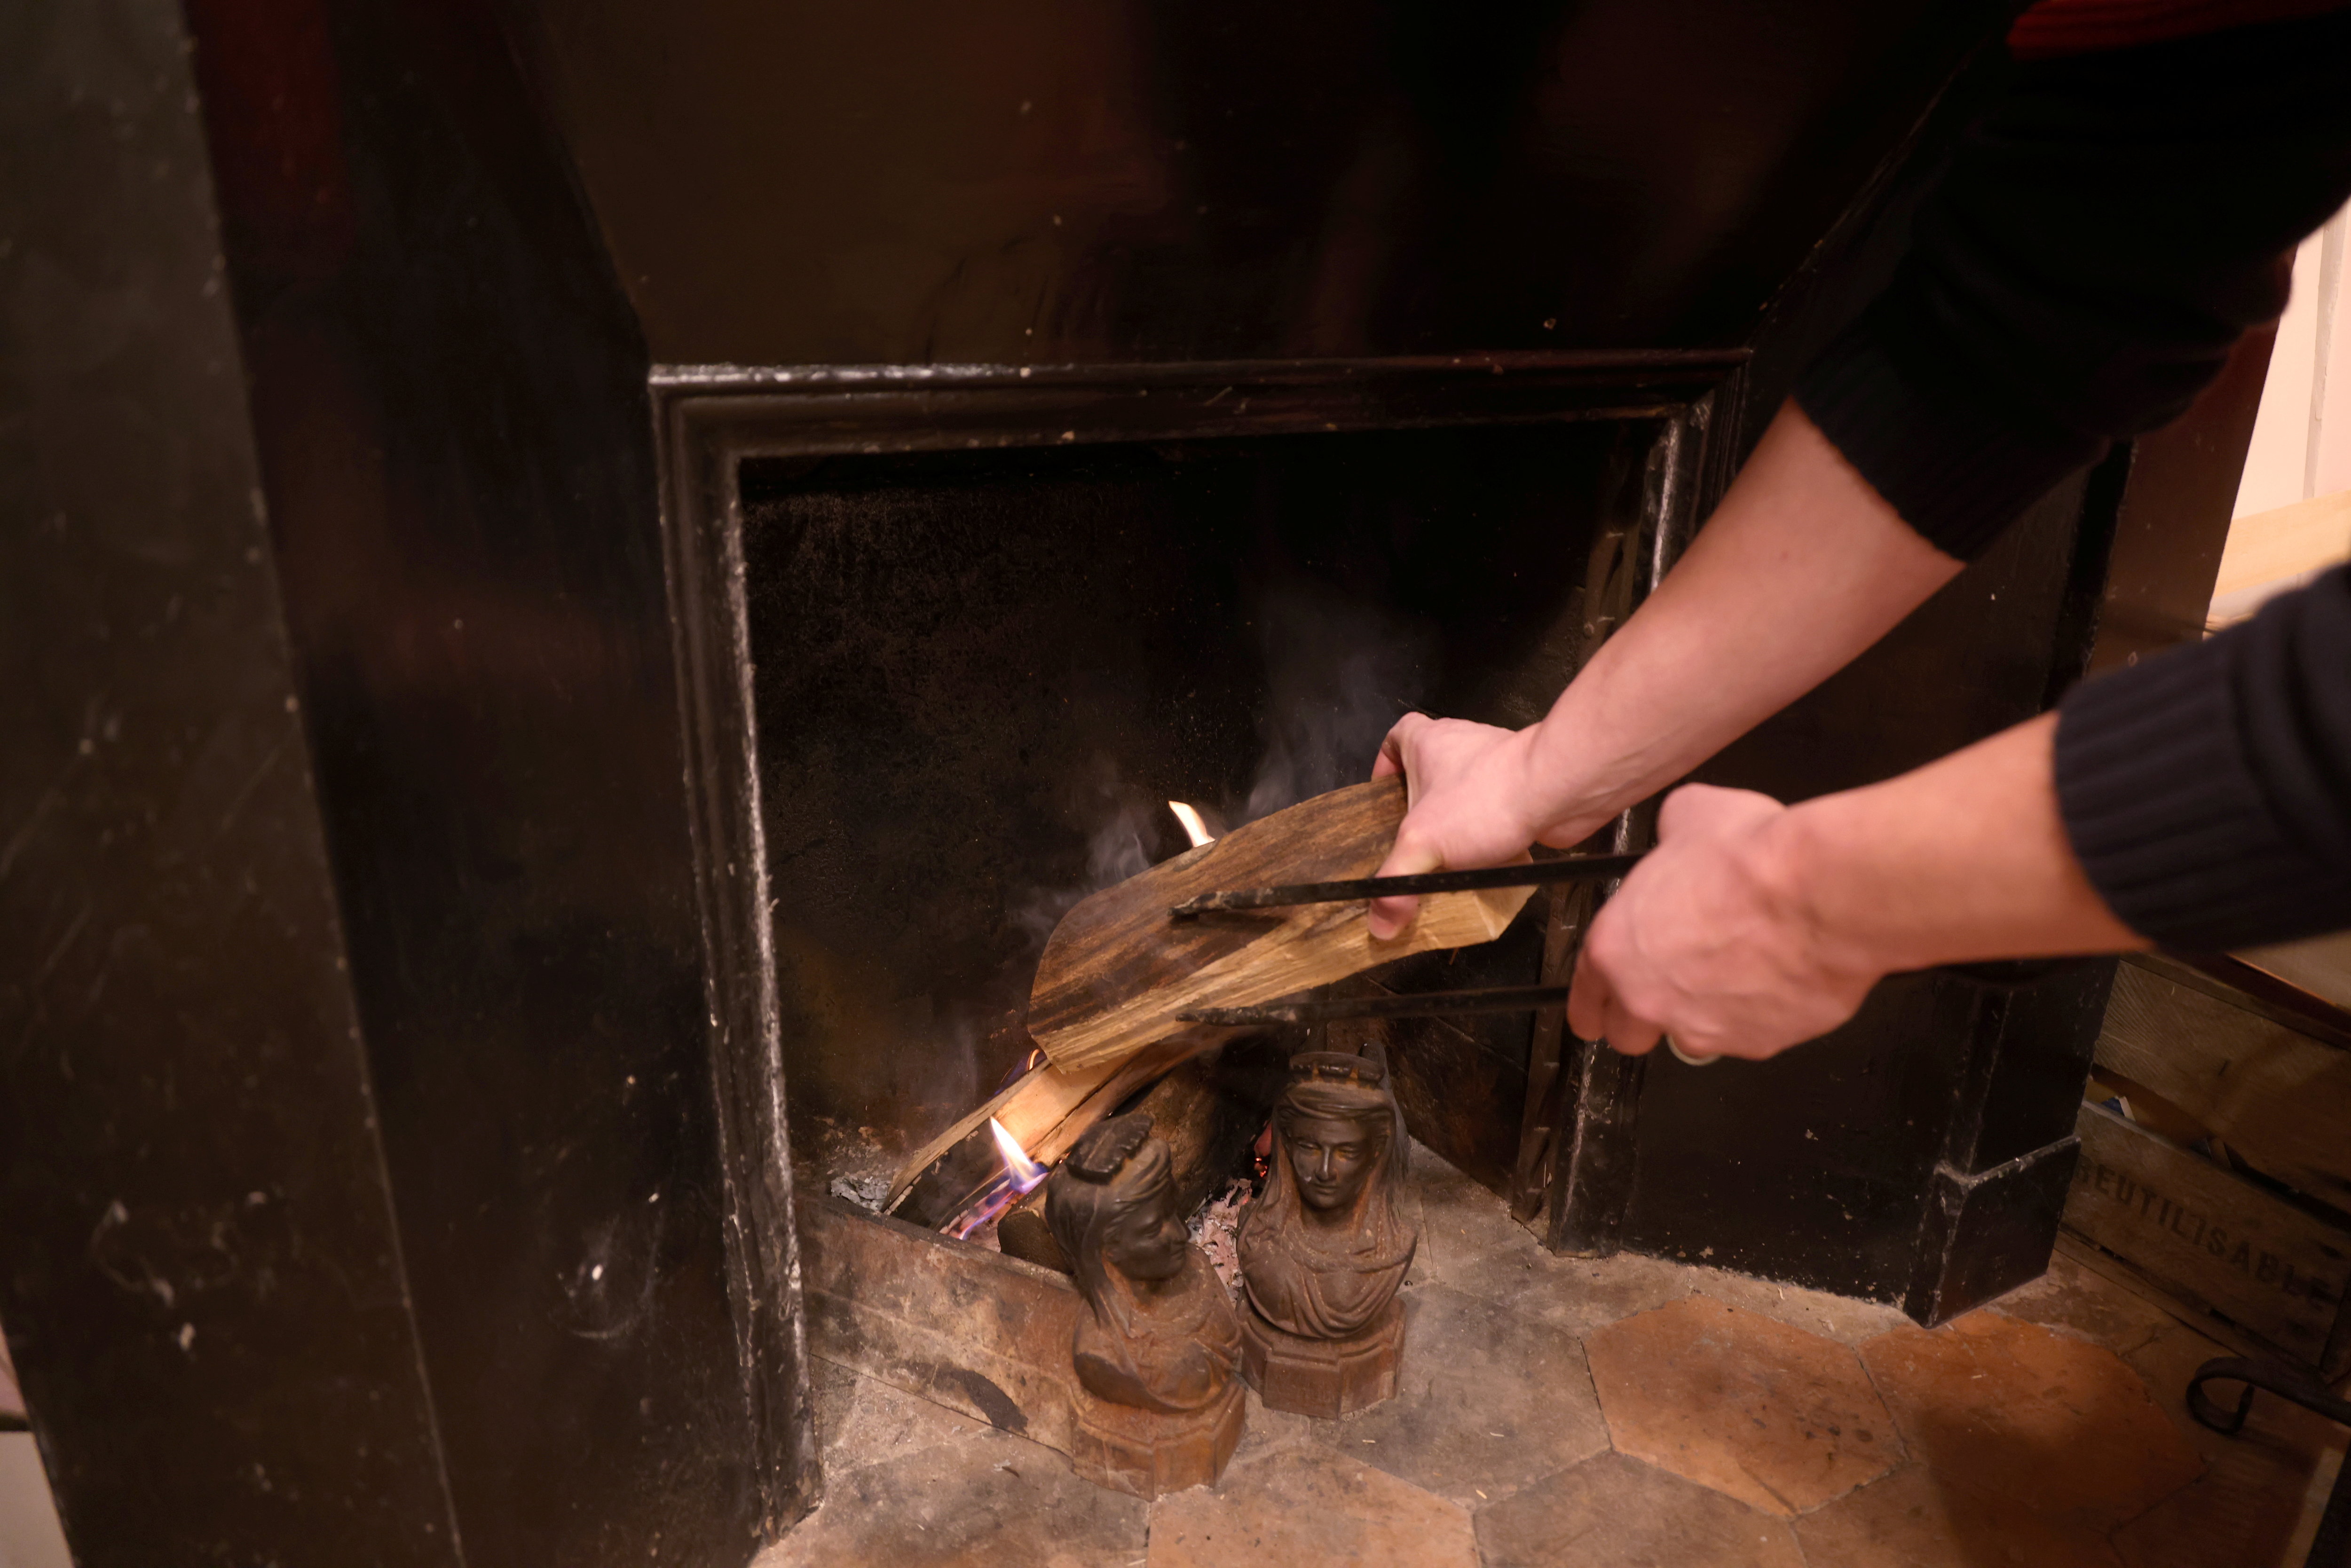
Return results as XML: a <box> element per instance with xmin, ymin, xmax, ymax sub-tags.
<box><xmin>1168</xmin><ymin>800</ymin><xmax>1216</xmax><ymax>849</ymax></box>
<box><xmin>989</xmin><ymin>1116</ymin><xmax>1047</xmax><ymax>1189</ymax></box>
<box><xmin>946</xmin><ymin>1117</ymin><xmax>1050</xmax><ymax>1241</ymax></box>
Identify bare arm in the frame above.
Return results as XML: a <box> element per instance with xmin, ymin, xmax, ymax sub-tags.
<box><xmin>1369</xmin><ymin>400</ymin><xmax>1961</xmax><ymax>936</ymax></box>
<box><xmin>1568</xmin><ymin>714</ymin><xmax>2146</xmax><ymax>1061</ymax></box>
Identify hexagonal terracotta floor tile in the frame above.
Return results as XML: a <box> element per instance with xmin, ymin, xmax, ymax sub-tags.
<box><xmin>1312</xmin><ymin>1283</ymin><xmax>1610</xmax><ymax>1506</ymax></box>
<box><xmin>1583</xmin><ymin>1297</ymin><xmax>1901</xmax><ymax>1515</ymax></box>
<box><xmin>1792</xmin><ymin>1465</ymin><xmax>2123</xmax><ymax>1567</ymax></box>
<box><xmin>1475</xmin><ymin>1451</ymin><xmax>1806</xmax><ymax>1568</ymax></box>
<box><xmin>1147</xmin><ymin>1445</ymin><xmax>1476</xmax><ymax>1568</ymax></box>
<box><xmin>2110</xmin><ymin>1322</ymin><xmax>2341</xmax><ymax>1568</ymax></box>
<box><xmin>1688</xmin><ymin>1264</ymin><xmax>1913</xmax><ymax>1348</ymax></box>
<box><xmin>1988</xmin><ymin>1249</ymin><xmax>2177</xmax><ymax>1359</ymax></box>
<box><xmin>1499</xmin><ymin>1249</ymin><xmax>1698</xmax><ymax>1341</ymax></box>
<box><xmin>1858</xmin><ymin>1310</ymin><xmax>2202</xmax><ymax>1530</ymax></box>
<box><xmin>2111</xmin><ymin>1447</ymin><xmax>2323</xmax><ymax>1568</ymax></box>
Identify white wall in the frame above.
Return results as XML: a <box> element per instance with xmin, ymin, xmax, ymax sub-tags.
<box><xmin>2222</xmin><ymin>204</ymin><xmax>2351</xmax><ymax>965</ymax></box>
<box><xmin>0</xmin><ymin>1438</ymin><xmax>69</xmax><ymax>1568</ymax></box>
<box><xmin>2236</xmin><ymin>203</ymin><xmax>2351</xmax><ymax>519</ymax></box>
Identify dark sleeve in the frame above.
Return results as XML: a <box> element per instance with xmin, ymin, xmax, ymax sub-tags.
<box><xmin>2056</xmin><ymin>566</ymin><xmax>2351</xmax><ymax>948</ymax></box>
<box><xmin>1795</xmin><ymin>10</ymin><xmax>2351</xmax><ymax>560</ymax></box>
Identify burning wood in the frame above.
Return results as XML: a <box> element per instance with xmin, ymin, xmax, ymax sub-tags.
<box><xmin>1166</xmin><ymin>799</ymin><xmax>1216</xmax><ymax>849</ymax></box>
<box><xmin>946</xmin><ymin>1118</ymin><xmax>1050</xmax><ymax>1241</ymax></box>
<box><xmin>885</xmin><ymin>1024</ymin><xmax>1231</xmax><ymax>1229</ymax></box>
<box><xmin>994</xmin><ymin>1041</ymin><xmax>1283</xmax><ymax>1271</ymax></box>
<box><xmin>891</xmin><ymin>778</ymin><xmax>1531</xmax><ymax>1249</ymax></box>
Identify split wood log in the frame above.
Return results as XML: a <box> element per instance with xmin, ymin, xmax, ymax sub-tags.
<box><xmin>1028</xmin><ymin>776</ymin><xmax>1534</xmax><ymax>1072</ymax></box>
<box><xmin>998</xmin><ymin>1037</ymin><xmax>1286</xmax><ymax>1272</ymax></box>
<box><xmin>885</xmin><ymin>1024</ymin><xmax>1236</xmax><ymax>1226</ymax></box>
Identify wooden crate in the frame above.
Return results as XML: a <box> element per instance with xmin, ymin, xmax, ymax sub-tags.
<box><xmin>2095</xmin><ymin>955</ymin><xmax>2351</xmax><ymax>1213</ymax></box>
<box><xmin>2068</xmin><ymin>953</ymin><xmax>2351</xmax><ymax>1374</ymax></box>
<box><xmin>2067</xmin><ymin>1103</ymin><xmax>2351</xmax><ymax>1372</ymax></box>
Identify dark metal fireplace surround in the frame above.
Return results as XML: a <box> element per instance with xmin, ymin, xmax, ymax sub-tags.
<box><xmin>4</xmin><ymin>0</ymin><xmax>2275</xmax><ymax>1563</ymax></box>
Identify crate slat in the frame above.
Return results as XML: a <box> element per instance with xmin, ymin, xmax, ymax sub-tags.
<box><xmin>2066</xmin><ymin>1103</ymin><xmax>2351</xmax><ymax>1368</ymax></box>
<box><xmin>2095</xmin><ymin>960</ymin><xmax>2351</xmax><ymax>1210</ymax></box>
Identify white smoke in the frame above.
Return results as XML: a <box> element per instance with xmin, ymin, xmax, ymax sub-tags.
<box><xmin>1242</xmin><ymin>583</ymin><xmax>1431</xmax><ymax>822</ymax></box>
<box><xmin>1005</xmin><ymin>585</ymin><xmax>1428</xmax><ymax>958</ymax></box>
<box><xmin>1010</xmin><ymin>757</ymin><xmax>1162</xmax><ymax>954</ymax></box>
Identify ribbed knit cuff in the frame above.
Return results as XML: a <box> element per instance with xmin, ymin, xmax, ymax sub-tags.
<box><xmin>2056</xmin><ymin>629</ymin><xmax>2351</xmax><ymax>950</ymax></box>
<box><xmin>1795</xmin><ymin>308</ymin><xmax>2107</xmax><ymax>561</ymax></box>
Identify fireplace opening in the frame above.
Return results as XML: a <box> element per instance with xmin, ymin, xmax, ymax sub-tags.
<box><xmin>654</xmin><ymin>350</ymin><xmax>2127</xmax><ymax>1507</ymax></box>
<box><xmin>735</xmin><ymin>417</ymin><xmax>1663</xmax><ymax>1233</ymax></box>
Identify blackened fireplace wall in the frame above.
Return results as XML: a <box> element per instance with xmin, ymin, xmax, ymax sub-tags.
<box><xmin>742</xmin><ymin>416</ymin><xmax>1652</xmax><ymax>1171</ymax></box>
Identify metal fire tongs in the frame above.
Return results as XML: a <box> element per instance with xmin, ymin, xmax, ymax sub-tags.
<box><xmin>1164</xmin><ymin>852</ymin><xmax>1683</xmax><ymax>1040</ymax></box>
<box><xmin>1166</xmin><ymin>853</ymin><xmax>1644</xmax><ymax>921</ymax></box>
<box><xmin>1166</xmin><ymin>852</ymin><xmax>2084</xmax><ymax>1064</ymax></box>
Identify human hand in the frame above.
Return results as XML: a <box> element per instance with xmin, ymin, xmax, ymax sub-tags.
<box><xmin>1365</xmin><ymin>714</ymin><xmax>1605</xmax><ymax>940</ymax></box>
<box><xmin>1565</xmin><ymin>783</ymin><xmax>1881</xmax><ymax>1062</ymax></box>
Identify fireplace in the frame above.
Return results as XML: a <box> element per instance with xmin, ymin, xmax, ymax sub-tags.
<box><xmin>649</xmin><ymin>336</ymin><xmax>2133</xmax><ymax>1490</ymax></box>
<box><xmin>660</xmin><ymin>366</ymin><xmax>1713</xmax><ymax>1188</ymax></box>
<box><xmin>651</xmin><ymin>354</ymin><xmax>1730</xmax><ymax>1483</ymax></box>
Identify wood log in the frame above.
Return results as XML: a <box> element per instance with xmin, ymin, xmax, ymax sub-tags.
<box><xmin>998</xmin><ymin>1037</ymin><xmax>1285</xmax><ymax>1271</ymax></box>
<box><xmin>885</xmin><ymin>1048</ymin><xmax>1111</xmax><ymax>1214</ymax></box>
<box><xmin>884</xmin><ymin>1029</ymin><xmax>1223</xmax><ymax>1227</ymax></box>
<box><xmin>1028</xmin><ymin>777</ymin><xmax>1533</xmax><ymax>1072</ymax></box>
<box><xmin>993</xmin><ymin>1186</ymin><xmax>1061</xmax><ymax>1270</ymax></box>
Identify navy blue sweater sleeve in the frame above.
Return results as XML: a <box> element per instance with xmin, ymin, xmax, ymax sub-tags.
<box><xmin>2057</xmin><ymin>567</ymin><xmax>2351</xmax><ymax>947</ymax></box>
<box><xmin>1796</xmin><ymin>10</ymin><xmax>2351</xmax><ymax>560</ymax></box>
<box><xmin>1788</xmin><ymin>9</ymin><xmax>2351</xmax><ymax>948</ymax></box>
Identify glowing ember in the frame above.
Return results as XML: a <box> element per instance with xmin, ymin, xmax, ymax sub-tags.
<box><xmin>1168</xmin><ymin>800</ymin><xmax>1216</xmax><ymax>849</ymax></box>
<box><xmin>946</xmin><ymin>1117</ymin><xmax>1050</xmax><ymax>1241</ymax></box>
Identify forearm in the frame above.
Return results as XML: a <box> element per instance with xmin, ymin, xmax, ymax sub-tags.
<box><xmin>1781</xmin><ymin>712</ymin><xmax>2145</xmax><ymax>975</ymax></box>
<box><xmin>1565</xmin><ymin>711</ymin><xmax>2147</xmax><ymax>1062</ymax></box>
<box><xmin>1515</xmin><ymin>401</ymin><xmax>1963</xmax><ymax>839</ymax></box>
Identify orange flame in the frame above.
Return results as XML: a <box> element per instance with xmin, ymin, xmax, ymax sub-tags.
<box><xmin>946</xmin><ymin>1118</ymin><xmax>1050</xmax><ymax>1240</ymax></box>
<box><xmin>989</xmin><ymin>1117</ymin><xmax>1047</xmax><ymax>1189</ymax></box>
<box><xmin>1168</xmin><ymin>800</ymin><xmax>1215</xmax><ymax>849</ymax></box>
